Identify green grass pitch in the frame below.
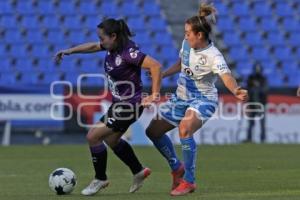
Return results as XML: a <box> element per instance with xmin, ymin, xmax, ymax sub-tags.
<box><xmin>1</xmin><ymin>144</ymin><xmax>300</xmax><ymax>200</ymax></box>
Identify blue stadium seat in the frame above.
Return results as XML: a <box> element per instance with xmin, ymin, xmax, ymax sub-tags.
<box><xmin>153</xmin><ymin>32</ymin><xmax>173</xmax><ymax>46</ymax></box>
<box><xmin>0</xmin><ymin>15</ymin><xmax>18</xmax><ymax>29</ymax></box>
<box><xmin>65</xmin><ymin>72</ymin><xmax>81</xmax><ymax>85</ymax></box>
<box><xmin>1</xmin><ymin>59</ymin><xmax>12</xmax><ymax>72</ymax></box>
<box><xmin>26</xmin><ymin>29</ymin><xmax>45</xmax><ymax>43</ymax></box>
<box><xmin>47</xmin><ymin>30</ymin><xmax>65</xmax><ymax>43</ymax></box>
<box><xmin>288</xmin><ymin>32</ymin><xmax>300</xmax><ymax>47</ymax></box>
<box><xmin>127</xmin><ymin>18</ymin><xmax>146</xmax><ymax>32</ymax></box>
<box><xmin>36</xmin><ymin>1</ymin><xmax>55</xmax><ymax>15</ymax></box>
<box><xmin>243</xmin><ymin>32</ymin><xmax>263</xmax><ymax>47</ymax></box>
<box><xmin>84</xmin><ymin>15</ymin><xmax>103</xmax><ymax>29</ymax></box>
<box><xmin>42</xmin><ymin>73</ymin><xmax>63</xmax><ymax>85</ymax></box>
<box><xmin>265</xmin><ymin>32</ymin><xmax>286</xmax><ymax>46</ymax></box>
<box><xmin>158</xmin><ymin>46</ymin><xmax>178</xmax><ymax>61</ymax></box>
<box><xmin>78</xmin><ymin>2</ymin><xmax>98</xmax><ymax>14</ymax></box>
<box><xmin>15</xmin><ymin>1</ymin><xmax>35</xmax><ymax>15</ymax></box>
<box><xmin>31</xmin><ymin>44</ymin><xmax>49</xmax><ymax>58</ymax></box>
<box><xmin>119</xmin><ymin>2</ymin><xmax>141</xmax><ymax>17</ymax></box>
<box><xmin>134</xmin><ymin>32</ymin><xmax>152</xmax><ymax>46</ymax></box>
<box><xmin>229</xmin><ymin>47</ymin><xmax>249</xmax><ymax>61</ymax></box>
<box><xmin>223</xmin><ymin>32</ymin><xmax>241</xmax><ymax>46</ymax></box>
<box><xmin>10</xmin><ymin>45</ymin><xmax>28</xmax><ymax>58</ymax></box>
<box><xmin>282</xmin><ymin>18</ymin><xmax>300</xmax><ymax>32</ymax></box>
<box><xmin>214</xmin><ymin>2</ymin><xmax>229</xmax><ymax>17</ymax></box>
<box><xmin>67</xmin><ymin>32</ymin><xmax>86</xmax><ymax>44</ymax></box>
<box><xmin>274</xmin><ymin>3</ymin><xmax>293</xmax><ymax>17</ymax></box>
<box><xmin>217</xmin><ymin>18</ymin><xmax>235</xmax><ymax>31</ymax></box>
<box><xmin>259</xmin><ymin>18</ymin><xmax>278</xmax><ymax>32</ymax></box>
<box><xmin>238</xmin><ymin>17</ymin><xmax>257</xmax><ymax>32</ymax></box>
<box><xmin>147</xmin><ymin>17</ymin><xmax>168</xmax><ymax>32</ymax></box>
<box><xmin>15</xmin><ymin>59</ymin><xmax>35</xmax><ymax>72</ymax></box>
<box><xmin>142</xmin><ymin>2</ymin><xmax>161</xmax><ymax>16</ymax></box>
<box><xmin>251</xmin><ymin>47</ymin><xmax>270</xmax><ymax>61</ymax></box>
<box><xmin>232</xmin><ymin>2</ymin><xmax>250</xmax><ymax>17</ymax></box>
<box><xmin>57</xmin><ymin>1</ymin><xmax>77</xmax><ymax>15</ymax></box>
<box><xmin>0</xmin><ymin>73</ymin><xmax>16</xmax><ymax>84</ymax></box>
<box><xmin>235</xmin><ymin>61</ymin><xmax>253</xmax><ymax>76</ymax></box>
<box><xmin>0</xmin><ymin>44</ymin><xmax>6</xmax><ymax>57</ymax></box>
<box><xmin>41</xmin><ymin>15</ymin><xmax>60</xmax><ymax>30</ymax></box>
<box><xmin>5</xmin><ymin>29</ymin><xmax>24</xmax><ymax>43</ymax></box>
<box><xmin>252</xmin><ymin>2</ymin><xmax>272</xmax><ymax>17</ymax></box>
<box><xmin>21</xmin><ymin>16</ymin><xmax>39</xmax><ymax>29</ymax></box>
<box><xmin>273</xmin><ymin>47</ymin><xmax>294</xmax><ymax>61</ymax></box>
<box><xmin>0</xmin><ymin>1</ymin><xmax>13</xmax><ymax>14</ymax></box>
<box><xmin>63</xmin><ymin>16</ymin><xmax>82</xmax><ymax>29</ymax></box>
<box><xmin>100</xmin><ymin>2</ymin><xmax>118</xmax><ymax>17</ymax></box>
<box><xmin>267</xmin><ymin>72</ymin><xmax>283</xmax><ymax>87</ymax></box>
<box><xmin>295</xmin><ymin>47</ymin><xmax>300</xmax><ymax>58</ymax></box>
<box><xmin>260</xmin><ymin>60</ymin><xmax>276</xmax><ymax>75</ymax></box>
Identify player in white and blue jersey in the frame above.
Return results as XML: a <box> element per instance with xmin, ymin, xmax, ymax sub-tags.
<box><xmin>146</xmin><ymin>4</ymin><xmax>248</xmax><ymax>196</ymax></box>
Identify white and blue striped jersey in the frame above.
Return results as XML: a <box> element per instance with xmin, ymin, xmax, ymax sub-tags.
<box><xmin>176</xmin><ymin>40</ymin><xmax>231</xmax><ymax>102</ymax></box>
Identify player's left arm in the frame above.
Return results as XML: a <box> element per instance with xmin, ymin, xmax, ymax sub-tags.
<box><xmin>141</xmin><ymin>56</ymin><xmax>162</xmax><ymax>105</ymax></box>
<box><xmin>220</xmin><ymin>73</ymin><xmax>248</xmax><ymax>102</ymax></box>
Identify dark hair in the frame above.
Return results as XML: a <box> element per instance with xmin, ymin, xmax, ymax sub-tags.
<box><xmin>97</xmin><ymin>18</ymin><xmax>134</xmax><ymax>51</ymax></box>
<box><xmin>186</xmin><ymin>15</ymin><xmax>212</xmax><ymax>40</ymax></box>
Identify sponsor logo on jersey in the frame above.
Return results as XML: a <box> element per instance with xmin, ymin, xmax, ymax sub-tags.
<box><xmin>115</xmin><ymin>55</ymin><xmax>122</xmax><ymax>66</ymax></box>
<box><xmin>198</xmin><ymin>54</ymin><xmax>207</xmax><ymax>65</ymax></box>
<box><xmin>184</xmin><ymin>68</ymin><xmax>194</xmax><ymax>76</ymax></box>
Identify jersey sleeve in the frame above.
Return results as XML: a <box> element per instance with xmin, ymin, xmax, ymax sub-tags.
<box><xmin>123</xmin><ymin>46</ymin><xmax>146</xmax><ymax>67</ymax></box>
<box><xmin>211</xmin><ymin>54</ymin><xmax>231</xmax><ymax>75</ymax></box>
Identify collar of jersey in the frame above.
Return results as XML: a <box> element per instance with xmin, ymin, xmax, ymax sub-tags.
<box><xmin>193</xmin><ymin>42</ymin><xmax>213</xmax><ymax>52</ymax></box>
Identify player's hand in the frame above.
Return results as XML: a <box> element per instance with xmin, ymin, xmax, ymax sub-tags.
<box><xmin>54</xmin><ymin>50</ymin><xmax>71</xmax><ymax>64</ymax></box>
<box><xmin>234</xmin><ymin>88</ymin><xmax>248</xmax><ymax>102</ymax></box>
<box><xmin>141</xmin><ymin>94</ymin><xmax>160</xmax><ymax>108</ymax></box>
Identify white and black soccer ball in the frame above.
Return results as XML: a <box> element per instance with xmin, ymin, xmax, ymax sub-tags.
<box><xmin>49</xmin><ymin>168</ymin><xmax>77</xmax><ymax>195</ymax></box>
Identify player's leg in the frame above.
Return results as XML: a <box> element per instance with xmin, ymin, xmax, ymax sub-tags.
<box><xmin>104</xmin><ymin>133</ymin><xmax>151</xmax><ymax>193</ymax></box>
<box><xmin>246</xmin><ymin>111</ymin><xmax>255</xmax><ymax>142</ymax></box>
<box><xmin>81</xmin><ymin>123</ymin><xmax>113</xmax><ymax>196</ymax></box>
<box><xmin>146</xmin><ymin>118</ymin><xmax>184</xmax><ymax>189</ymax></box>
<box><xmin>171</xmin><ymin>101</ymin><xmax>217</xmax><ymax>196</ymax></box>
<box><xmin>103</xmin><ymin>103</ymin><xmax>150</xmax><ymax>193</ymax></box>
<box><xmin>260</xmin><ymin>111</ymin><xmax>266</xmax><ymax>143</ymax></box>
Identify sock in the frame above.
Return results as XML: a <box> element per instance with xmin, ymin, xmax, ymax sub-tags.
<box><xmin>150</xmin><ymin>134</ymin><xmax>181</xmax><ymax>171</ymax></box>
<box><xmin>112</xmin><ymin>139</ymin><xmax>143</xmax><ymax>174</ymax></box>
<box><xmin>180</xmin><ymin>137</ymin><xmax>197</xmax><ymax>183</ymax></box>
<box><xmin>90</xmin><ymin>143</ymin><xmax>107</xmax><ymax>180</ymax></box>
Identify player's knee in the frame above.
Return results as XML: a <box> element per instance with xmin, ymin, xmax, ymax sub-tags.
<box><xmin>146</xmin><ymin>126</ymin><xmax>161</xmax><ymax>139</ymax></box>
<box><xmin>179</xmin><ymin>124</ymin><xmax>192</xmax><ymax>138</ymax></box>
<box><xmin>145</xmin><ymin>126</ymin><xmax>154</xmax><ymax>138</ymax></box>
<box><xmin>86</xmin><ymin>129</ymin><xmax>98</xmax><ymax>144</ymax></box>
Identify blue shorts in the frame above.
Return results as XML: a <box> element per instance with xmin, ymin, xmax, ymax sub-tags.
<box><xmin>159</xmin><ymin>95</ymin><xmax>218</xmax><ymax>126</ymax></box>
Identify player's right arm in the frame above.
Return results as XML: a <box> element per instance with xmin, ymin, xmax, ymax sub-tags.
<box><xmin>162</xmin><ymin>59</ymin><xmax>181</xmax><ymax>78</ymax></box>
<box><xmin>54</xmin><ymin>42</ymin><xmax>102</xmax><ymax>64</ymax></box>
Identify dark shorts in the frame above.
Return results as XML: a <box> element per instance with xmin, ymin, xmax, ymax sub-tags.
<box><xmin>100</xmin><ymin>102</ymin><xmax>144</xmax><ymax>133</ymax></box>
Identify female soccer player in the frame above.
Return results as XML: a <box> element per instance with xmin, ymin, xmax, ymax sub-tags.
<box><xmin>55</xmin><ymin>18</ymin><xmax>161</xmax><ymax>195</ymax></box>
<box><xmin>145</xmin><ymin>4</ymin><xmax>248</xmax><ymax>196</ymax></box>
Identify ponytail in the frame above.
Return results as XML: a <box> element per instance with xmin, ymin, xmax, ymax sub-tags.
<box><xmin>185</xmin><ymin>3</ymin><xmax>217</xmax><ymax>40</ymax></box>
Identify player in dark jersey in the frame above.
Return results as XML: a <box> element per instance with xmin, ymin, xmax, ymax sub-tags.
<box><xmin>54</xmin><ymin>18</ymin><xmax>161</xmax><ymax>196</ymax></box>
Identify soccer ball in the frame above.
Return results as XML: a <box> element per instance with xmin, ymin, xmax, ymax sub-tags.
<box><xmin>48</xmin><ymin>168</ymin><xmax>77</xmax><ymax>195</ymax></box>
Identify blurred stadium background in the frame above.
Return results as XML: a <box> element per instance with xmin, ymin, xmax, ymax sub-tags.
<box><xmin>1</xmin><ymin>0</ymin><xmax>300</xmax><ymax>199</ymax></box>
<box><xmin>1</xmin><ymin>0</ymin><xmax>299</xmax><ymax>145</ymax></box>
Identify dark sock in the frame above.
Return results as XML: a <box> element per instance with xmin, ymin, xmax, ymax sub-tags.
<box><xmin>90</xmin><ymin>144</ymin><xmax>107</xmax><ymax>180</ymax></box>
<box><xmin>112</xmin><ymin>139</ymin><xmax>143</xmax><ymax>174</ymax></box>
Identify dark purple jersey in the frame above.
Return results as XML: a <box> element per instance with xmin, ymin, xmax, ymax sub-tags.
<box><xmin>104</xmin><ymin>40</ymin><xmax>146</xmax><ymax>103</ymax></box>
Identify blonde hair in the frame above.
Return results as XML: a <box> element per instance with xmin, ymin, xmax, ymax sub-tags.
<box><xmin>198</xmin><ymin>3</ymin><xmax>216</xmax><ymax>17</ymax></box>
